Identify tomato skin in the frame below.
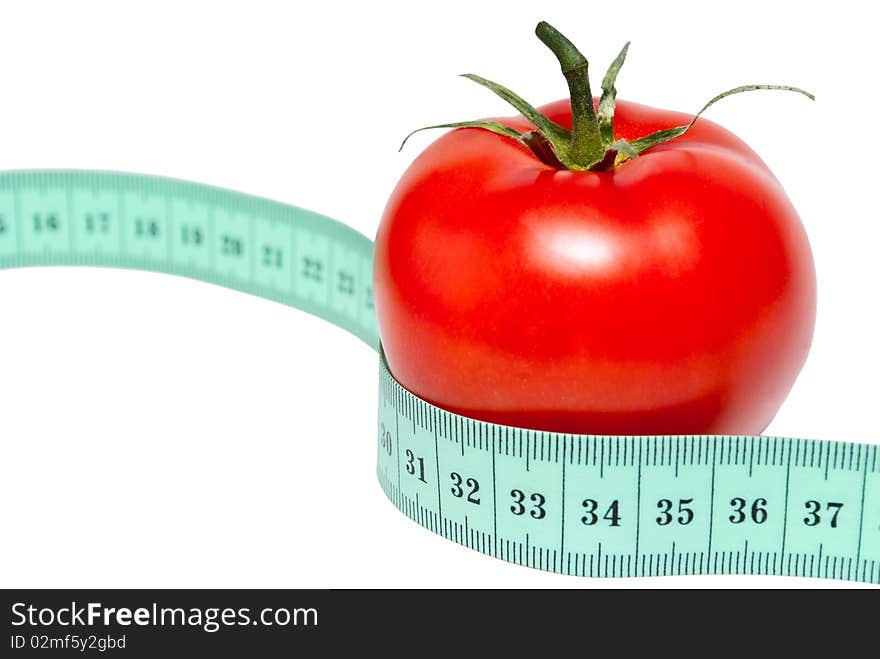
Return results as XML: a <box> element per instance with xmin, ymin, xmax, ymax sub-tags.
<box><xmin>373</xmin><ymin>99</ymin><xmax>816</xmax><ymax>435</ymax></box>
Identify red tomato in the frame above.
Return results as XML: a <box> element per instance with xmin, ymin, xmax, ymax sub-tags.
<box><xmin>373</xmin><ymin>98</ymin><xmax>816</xmax><ymax>435</ymax></box>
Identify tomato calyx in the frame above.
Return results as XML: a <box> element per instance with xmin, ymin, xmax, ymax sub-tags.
<box><xmin>399</xmin><ymin>21</ymin><xmax>815</xmax><ymax>172</ymax></box>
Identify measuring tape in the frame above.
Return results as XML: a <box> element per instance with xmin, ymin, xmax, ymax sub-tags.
<box><xmin>1</xmin><ymin>170</ymin><xmax>877</xmax><ymax>584</ymax></box>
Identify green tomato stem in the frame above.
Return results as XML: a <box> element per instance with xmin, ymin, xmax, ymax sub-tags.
<box><xmin>534</xmin><ymin>21</ymin><xmax>604</xmax><ymax>167</ymax></box>
<box><xmin>399</xmin><ymin>21</ymin><xmax>815</xmax><ymax>174</ymax></box>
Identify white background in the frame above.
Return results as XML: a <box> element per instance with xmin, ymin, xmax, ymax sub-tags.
<box><xmin>0</xmin><ymin>0</ymin><xmax>876</xmax><ymax>589</ymax></box>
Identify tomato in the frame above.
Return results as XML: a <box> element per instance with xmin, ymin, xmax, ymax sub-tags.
<box><xmin>373</xmin><ymin>25</ymin><xmax>816</xmax><ymax>436</ymax></box>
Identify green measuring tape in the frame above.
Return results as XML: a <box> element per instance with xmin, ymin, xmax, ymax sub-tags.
<box><xmin>1</xmin><ymin>170</ymin><xmax>878</xmax><ymax>584</ymax></box>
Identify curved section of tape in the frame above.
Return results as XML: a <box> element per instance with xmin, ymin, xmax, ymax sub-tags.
<box><xmin>1</xmin><ymin>170</ymin><xmax>878</xmax><ymax>584</ymax></box>
<box><xmin>0</xmin><ymin>170</ymin><xmax>379</xmax><ymax>349</ymax></box>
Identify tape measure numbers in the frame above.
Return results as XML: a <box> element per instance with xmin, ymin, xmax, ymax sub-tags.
<box><xmin>1</xmin><ymin>170</ymin><xmax>878</xmax><ymax>584</ymax></box>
